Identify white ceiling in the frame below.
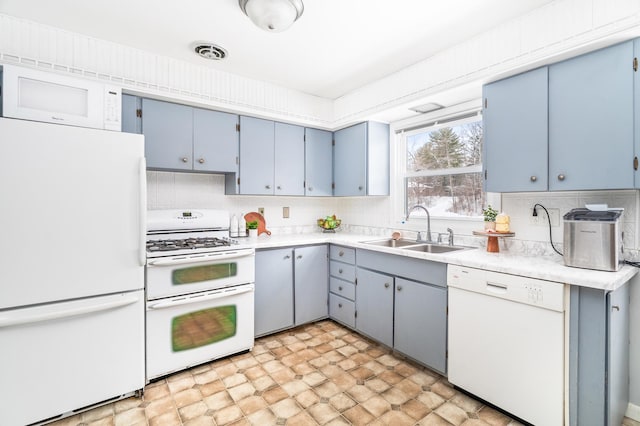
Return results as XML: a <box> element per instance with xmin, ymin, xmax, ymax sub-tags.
<box><xmin>0</xmin><ymin>0</ymin><xmax>553</xmax><ymax>100</ymax></box>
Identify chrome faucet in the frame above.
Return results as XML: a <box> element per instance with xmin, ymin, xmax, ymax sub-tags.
<box><xmin>446</xmin><ymin>227</ymin><xmax>454</xmax><ymax>246</ymax></box>
<box><xmin>406</xmin><ymin>205</ymin><xmax>432</xmax><ymax>243</ymax></box>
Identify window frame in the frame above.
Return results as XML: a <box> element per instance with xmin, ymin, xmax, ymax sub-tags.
<box><xmin>389</xmin><ymin>102</ymin><xmax>500</xmax><ymax>234</ymax></box>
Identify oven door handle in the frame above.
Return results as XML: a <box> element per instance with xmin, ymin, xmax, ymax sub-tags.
<box><xmin>147</xmin><ymin>251</ymin><xmax>253</xmax><ymax>266</ymax></box>
<box><xmin>0</xmin><ymin>296</ymin><xmax>139</xmax><ymax>328</ymax></box>
<box><xmin>147</xmin><ymin>285</ymin><xmax>254</xmax><ymax>310</ymax></box>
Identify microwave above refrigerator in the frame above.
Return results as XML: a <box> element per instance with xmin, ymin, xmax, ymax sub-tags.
<box><xmin>1</xmin><ymin>64</ymin><xmax>121</xmax><ymax>131</ymax></box>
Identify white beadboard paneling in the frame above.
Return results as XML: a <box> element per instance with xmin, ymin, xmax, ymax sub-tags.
<box><xmin>593</xmin><ymin>0</ymin><xmax>640</xmax><ymax>28</ymax></box>
<box><xmin>0</xmin><ymin>14</ymin><xmax>332</xmax><ymax>125</ymax></box>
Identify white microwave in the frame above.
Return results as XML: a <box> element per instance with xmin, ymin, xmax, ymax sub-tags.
<box><xmin>1</xmin><ymin>65</ymin><xmax>121</xmax><ymax>131</ymax></box>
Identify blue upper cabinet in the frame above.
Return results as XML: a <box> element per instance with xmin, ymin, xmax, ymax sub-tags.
<box><xmin>239</xmin><ymin>118</ymin><xmax>306</xmax><ymax>196</ymax></box>
<box><xmin>121</xmin><ymin>94</ymin><xmax>141</xmax><ymax>134</ymax></box>
<box><xmin>304</xmin><ymin>128</ymin><xmax>333</xmax><ymax>196</ymax></box>
<box><xmin>334</xmin><ymin>122</ymin><xmax>389</xmax><ymax>196</ymax></box>
<box><xmin>193</xmin><ymin>108</ymin><xmax>238</xmax><ymax>174</ymax></box>
<box><xmin>140</xmin><ymin>98</ymin><xmax>239</xmax><ymax>177</ymax></box>
<box><xmin>239</xmin><ymin>116</ymin><xmax>275</xmax><ymax>195</ymax></box>
<box><xmin>635</xmin><ymin>39</ymin><xmax>640</xmax><ymax>188</ymax></box>
<box><xmin>142</xmin><ymin>98</ymin><xmax>193</xmax><ymax>171</ymax></box>
<box><xmin>274</xmin><ymin>122</ymin><xmax>305</xmax><ymax>196</ymax></box>
<box><xmin>334</xmin><ymin>123</ymin><xmax>367</xmax><ymax>196</ymax></box>
<box><xmin>483</xmin><ymin>67</ymin><xmax>548</xmax><ymax>192</ymax></box>
<box><xmin>549</xmin><ymin>41</ymin><xmax>634</xmax><ymax>190</ymax></box>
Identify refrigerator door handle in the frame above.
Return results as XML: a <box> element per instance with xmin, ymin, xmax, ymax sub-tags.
<box><xmin>139</xmin><ymin>157</ymin><xmax>147</xmax><ymax>267</ymax></box>
<box><xmin>0</xmin><ymin>296</ymin><xmax>140</xmax><ymax>328</ymax></box>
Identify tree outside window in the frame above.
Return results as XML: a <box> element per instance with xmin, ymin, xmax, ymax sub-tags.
<box><xmin>405</xmin><ymin>118</ymin><xmax>484</xmax><ymax>217</ymax></box>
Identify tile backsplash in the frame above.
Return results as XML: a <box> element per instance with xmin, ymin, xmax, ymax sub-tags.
<box><xmin>147</xmin><ymin>171</ymin><xmax>640</xmax><ymax>257</ymax></box>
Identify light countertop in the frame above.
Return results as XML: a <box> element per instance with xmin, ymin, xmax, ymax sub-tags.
<box><xmin>237</xmin><ymin>232</ymin><xmax>637</xmax><ymax>292</ymax></box>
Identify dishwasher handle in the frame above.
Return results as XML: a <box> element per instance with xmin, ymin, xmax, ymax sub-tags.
<box><xmin>486</xmin><ymin>281</ymin><xmax>508</xmax><ymax>294</ymax></box>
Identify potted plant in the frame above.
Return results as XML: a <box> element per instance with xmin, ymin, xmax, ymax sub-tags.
<box><xmin>483</xmin><ymin>205</ymin><xmax>498</xmax><ymax>231</ymax></box>
<box><xmin>247</xmin><ymin>221</ymin><xmax>259</xmax><ymax>238</ymax></box>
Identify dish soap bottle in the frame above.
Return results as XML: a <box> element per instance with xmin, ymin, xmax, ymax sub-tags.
<box><xmin>238</xmin><ymin>213</ymin><xmax>246</xmax><ymax>238</ymax></box>
<box><xmin>230</xmin><ymin>214</ymin><xmax>239</xmax><ymax>237</ymax></box>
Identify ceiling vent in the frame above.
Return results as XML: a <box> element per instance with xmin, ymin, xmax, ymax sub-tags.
<box><xmin>193</xmin><ymin>42</ymin><xmax>228</xmax><ymax>60</ymax></box>
<box><xmin>409</xmin><ymin>102</ymin><xmax>444</xmax><ymax>114</ymax></box>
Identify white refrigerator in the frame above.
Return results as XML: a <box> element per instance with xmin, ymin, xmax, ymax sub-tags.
<box><xmin>0</xmin><ymin>117</ymin><xmax>146</xmax><ymax>425</ymax></box>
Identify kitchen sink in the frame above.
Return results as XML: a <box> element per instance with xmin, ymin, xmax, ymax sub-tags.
<box><xmin>402</xmin><ymin>244</ymin><xmax>469</xmax><ymax>254</ymax></box>
<box><xmin>361</xmin><ymin>238</ymin><xmax>421</xmax><ymax>248</ymax></box>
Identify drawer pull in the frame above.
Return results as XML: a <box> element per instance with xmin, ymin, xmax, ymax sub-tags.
<box><xmin>339</xmin><ymin>269</ymin><xmax>343</xmax><ymax>274</ymax></box>
<box><xmin>338</xmin><ymin>303</ymin><xmax>343</xmax><ymax>308</ymax></box>
<box><xmin>338</xmin><ymin>286</ymin><xmax>343</xmax><ymax>291</ymax></box>
<box><xmin>339</xmin><ymin>251</ymin><xmax>344</xmax><ymax>256</ymax></box>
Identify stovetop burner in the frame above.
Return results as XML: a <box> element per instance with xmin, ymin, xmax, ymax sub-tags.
<box><xmin>147</xmin><ymin>237</ymin><xmax>233</xmax><ymax>253</ymax></box>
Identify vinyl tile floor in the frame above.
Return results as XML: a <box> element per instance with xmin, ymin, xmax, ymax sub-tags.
<box><xmin>46</xmin><ymin>320</ymin><xmax>626</xmax><ymax>426</ymax></box>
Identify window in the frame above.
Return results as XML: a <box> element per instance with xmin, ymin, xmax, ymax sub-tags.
<box><xmin>404</xmin><ymin>115</ymin><xmax>485</xmax><ymax>218</ymax></box>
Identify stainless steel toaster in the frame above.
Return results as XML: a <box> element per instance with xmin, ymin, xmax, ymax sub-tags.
<box><xmin>563</xmin><ymin>208</ymin><xmax>623</xmax><ymax>272</ymax></box>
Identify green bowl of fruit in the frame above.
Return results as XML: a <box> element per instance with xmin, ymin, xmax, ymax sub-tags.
<box><xmin>317</xmin><ymin>215</ymin><xmax>341</xmax><ymax>233</ymax></box>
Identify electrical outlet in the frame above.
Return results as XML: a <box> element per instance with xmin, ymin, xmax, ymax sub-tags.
<box><xmin>283</xmin><ymin>207</ymin><xmax>290</xmax><ymax>218</ymax></box>
<box><xmin>530</xmin><ymin>207</ymin><xmax>560</xmax><ymax>227</ymax></box>
<box><xmin>258</xmin><ymin>207</ymin><xmax>264</xmax><ymax>215</ymax></box>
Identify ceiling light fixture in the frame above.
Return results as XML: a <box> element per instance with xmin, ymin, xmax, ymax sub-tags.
<box><xmin>239</xmin><ymin>0</ymin><xmax>304</xmax><ymax>33</ymax></box>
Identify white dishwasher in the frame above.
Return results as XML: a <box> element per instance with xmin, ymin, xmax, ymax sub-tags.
<box><xmin>447</xmin><ymin>265</ymin><xmax>566</xmax><ymax>426</ymax></box>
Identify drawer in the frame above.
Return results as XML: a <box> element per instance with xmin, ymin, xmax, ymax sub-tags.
<box><xmin>330</xmin><ymin>277</ymin><xmax>355</xmax><ymax>301</ymax></box>
<box><xmin>330</xmin><ymin>261</ymin><xmax>356</xmax><ymax>283</ymax></box>
<box><xmin>330</xmin><ymin>245</ymin><xmax>355</xmax><ymax>264</ymax></box>
<box><xmin>329</xmin><ymin>293</ymin><xmax>355</xmax><ymax>328</ymax></box>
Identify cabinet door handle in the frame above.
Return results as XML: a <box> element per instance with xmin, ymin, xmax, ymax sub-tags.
<box><xmin>181</xmin><ymin>157</ymin><xmax>189</xmax><ymax>163</ymax></box>
<box><xmin>397</xmin><ymin>285</ymin><xmax>403</xmax><ymax>291</ymax></box>
<box><xmin>384</xmin><ymin>283</ymin><xmax>390</xmax><ymax>288</ymax></box>
<box><xmin>558</xmin><ymin>174</ymin><xmax>565</xmax><ymax>181</ymax></box>
<box><xmin>530</xmin><ymin>176</ymin><xmax>537</xmax><ymax>182</ymax></box>
<box><xmin>338</xmin><ymin>286</ymin><xmax>343</xmax><ymax>291</ymax></box>
<box><xmin>297</xmin><ymin>255</ymin><xmax>302</xmax><ymax>259</ymax></box>
<box><xmin>284</xmin><ymin>255</ymin><xmax>291</xmax><ymax>259</ymax></box>
<box><xmin>612</xmin><ymin>305</ymin><xmax>620</xmax><ymax>311</ymax></box>
<box><xmin>338</xmin><ymin>269</ymin><xmax>343</xmax><ymax>274</ymax></box>
<box><xmin>277</xmin><ymin>186</ymin><xmax>282</xmax><ymax>190</ymax></box>
<box><xmin>265</xmin><ymin>185</ymin><xmax>271</xmax><ymax>189</ymax></box>
<box><xmin>338</xmin><ymin>303</ymin><xmax>343</xmax><ymax>308</ymax></box>
<box><xmin>339</xmin><ymin>251</ymin><xmax>344</xmax><ymax>256</ymax></box>
<box><xmin>358</xmin><ymin>186</ymin><xmax>363</xmax><ymax>191</ymax></box>
<box><xmin>198</xmin><ymin>158</ymin><xmax>205</xmax><ymax>164</ymax></box>
<box><xmin>308</xmin><ymin>187</ymin><xmax>313</xmax><ymax>191</ymax></box>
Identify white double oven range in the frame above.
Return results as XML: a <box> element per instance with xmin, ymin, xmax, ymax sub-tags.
<box><xmin>145</xmin><ymin>209</ymin><xmax>255</xmax><ymax>381</ymax></box>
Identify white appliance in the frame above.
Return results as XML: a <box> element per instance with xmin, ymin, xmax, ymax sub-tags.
<box><xmin>1</xmin><ymin>64</ymin><xmax>122</xmax><ymax>131</ymax></box>
<box><xmin>146</xmin><ymin>209</ymin><xmax>255</xmax><ymax>381</ymax></box>
<box><xmin>447</xmin><ymin>265</ymin><xmax>565</xmax><ymax>426</ymax></box>
<box><xmin>0</xmin><ymin>117</ymin><xmax>146</xmax><ymax>426</ymax></box>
